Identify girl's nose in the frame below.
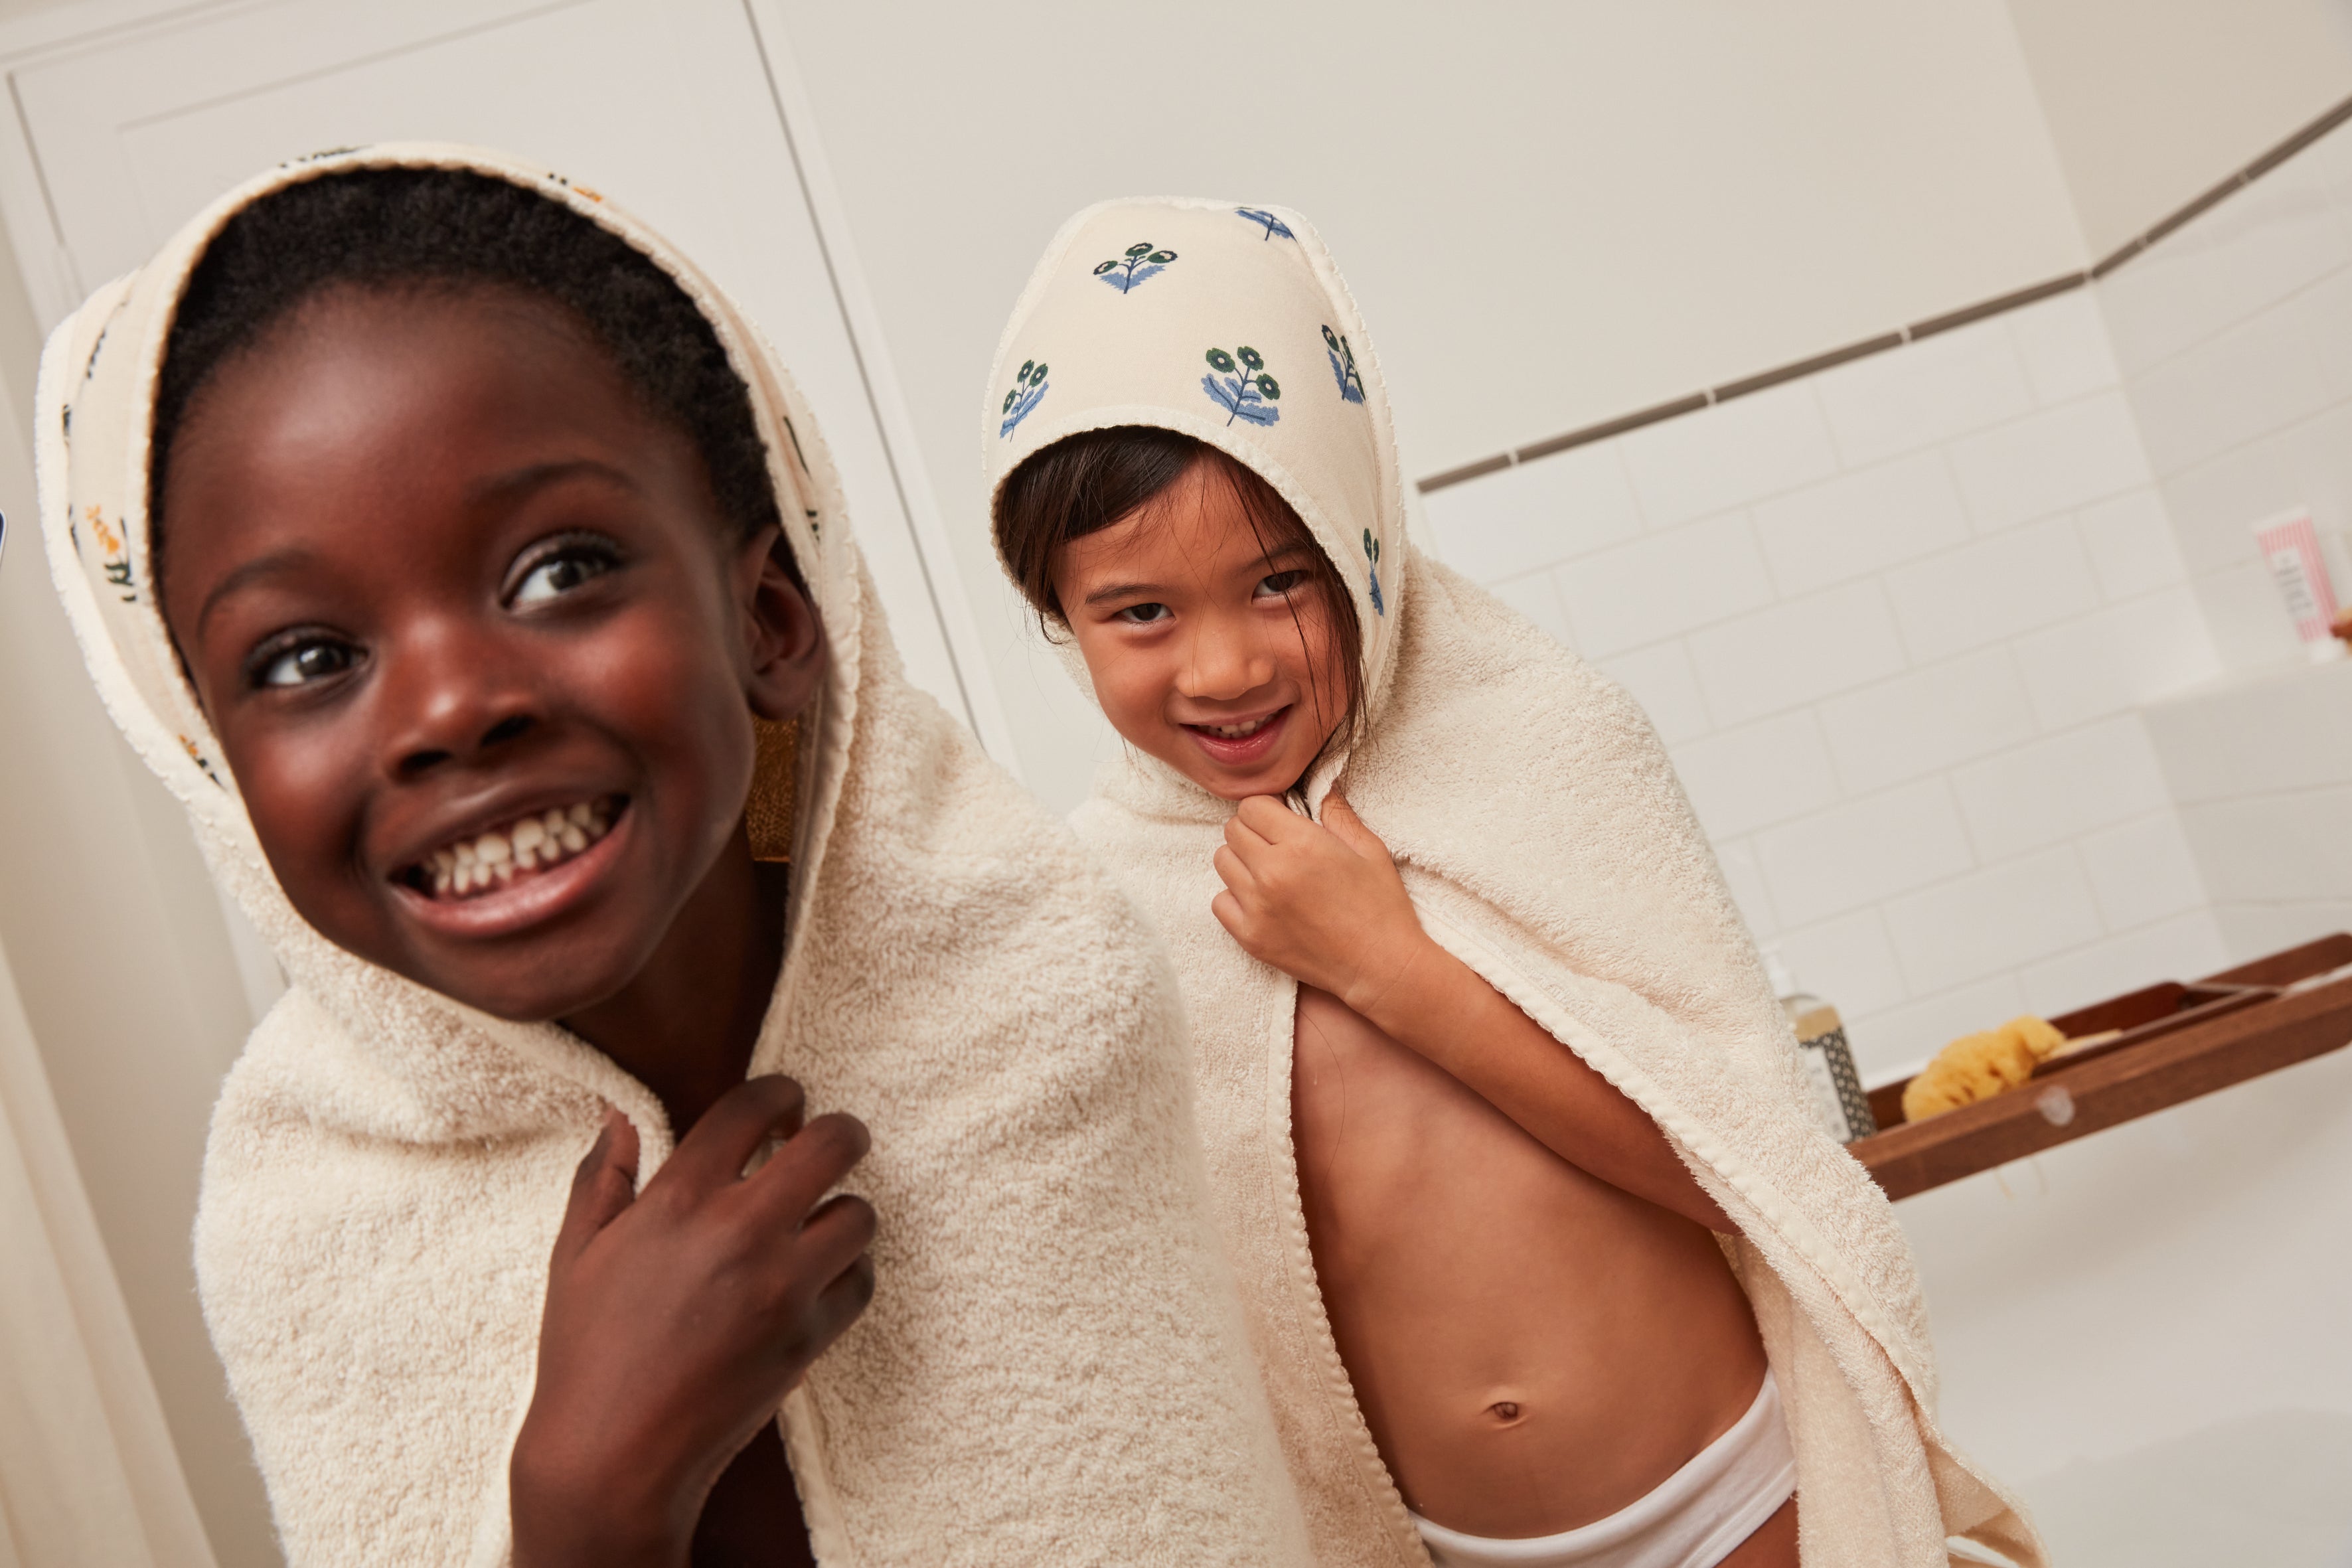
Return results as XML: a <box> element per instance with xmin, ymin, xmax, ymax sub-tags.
<box><xmin>376</xmin><ymin>617</ymin><xmax>546</xmax><ymax>780</ymax></box>
<box><xmin>1177</xmin><ymin>621</ymin><xmax>1275</xmax><ymax>702</ymax></box>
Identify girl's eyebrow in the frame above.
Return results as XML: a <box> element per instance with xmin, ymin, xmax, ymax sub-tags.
<box><xmin>196</xmin><ymin>547</ymin><xmax>313</xmax><ymax>638</ymax></box>
<box><xmin>195</xmin><ymin>461</ymin><xmax>641</xmax><ymax>636</ymax></box>
<box><xmin>467</xmin><ymin>457</ymin><xmax>639</xmax><ymax>504</ymax></box>
<box><xmin>1082</xmin><ymin>578</ymin><xmax>1164</xmax><ymax>607</ymax></box>
<box><xmin>1081</xmin><ymin>543</ymin><xmax>1318</xmax><ymax>607</ymax></box>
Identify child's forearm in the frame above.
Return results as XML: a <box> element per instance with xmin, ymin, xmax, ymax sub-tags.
<box><xmin>1346</xmin><ymin>939</ymin><xmax>1733</xmax><ymax>1233</ymax></box>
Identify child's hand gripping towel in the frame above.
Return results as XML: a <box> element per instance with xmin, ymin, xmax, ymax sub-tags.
<box><xmin>981</xmin><ymin>199</ymin><xmax>2046</xmax><ymax>1568</ymax></box>
<box><xmin>38</xmin><ymin>149</ymin><xmax>1310</xmax><ymax>1567</ymax></box>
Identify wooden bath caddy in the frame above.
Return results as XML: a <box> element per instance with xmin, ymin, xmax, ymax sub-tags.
<box><xmin>1849</xmin><ymin>933</ymin><xmax>2352</xmax><ymax>1200</ymax></box>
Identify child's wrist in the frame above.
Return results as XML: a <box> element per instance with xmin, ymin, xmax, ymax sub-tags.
<box><xmin>1341</xmin><ymin>928</ymin><xmax>1442</xmax><ymax>1032</ymax></box>
<box><xmin>511</xmin><ymin>1419</ymin><xmax>690</xmax><ymax>1568</ymax></box>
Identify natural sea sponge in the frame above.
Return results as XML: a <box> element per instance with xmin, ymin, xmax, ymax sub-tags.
<box><xmin>1901</xmin><ymin>1016</ymin><xmax>2067</xmax><ymax>1124</ymax></box>
<box><xmin>2005</xmin><ymin>1014</ymin><xmax>2067</xmax><ymax>1061</ymax></box>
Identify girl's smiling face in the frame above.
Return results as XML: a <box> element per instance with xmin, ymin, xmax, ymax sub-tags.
<box><xmin>1054</xmin><ymin>459</ymin><xmax>1351</xmax><ymax>801</ymax></box>
<box><xmin>158</xmin><ymin>283</ymin><xmax>822</xmax><ymax>1022</ymax></box>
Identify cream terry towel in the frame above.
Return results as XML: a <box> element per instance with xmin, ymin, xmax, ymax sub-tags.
<box><xmin>37</xmin><ymin>149</ymin><xmax>1312</xmax><ymax>1567</ymax></box>
<box><xmin>981</xmin><ymin>199</ymin><xmax>2046</xmax><ymax>1568</ymax></box>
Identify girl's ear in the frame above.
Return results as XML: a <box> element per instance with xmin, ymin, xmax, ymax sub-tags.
<box><xmin>736</xmin><ymin>526</ymin><xmax>824</xmax><ymax>722</ymax></box>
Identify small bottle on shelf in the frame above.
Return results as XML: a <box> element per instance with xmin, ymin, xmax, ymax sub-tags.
<box><xmin>1762</xmin><ymin>949</ymin><xmax>1878</xmax><ymax>1143</ymax></box>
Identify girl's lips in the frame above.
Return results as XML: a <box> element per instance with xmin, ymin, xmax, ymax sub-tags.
<box><xmin>390</xmin><ymin>799</ymin><xmax>633</xmax><ymax>941</ymax></box>
<box><xmin>1182</xmin><ymin>705</ymin><xmax>1291</xmax><ymax>769</ymax></box>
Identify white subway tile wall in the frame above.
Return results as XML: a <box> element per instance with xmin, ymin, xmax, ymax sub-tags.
<box><xmin>1420</xmin><ymin>114</ymin><xmax>2352</xmax><ymax>1077</ymax></box>
<box><xmin>1755</xmin><ymin>778</ymin><xmax>1978</xmax><ymax>929</ymax></box>
<box><xmin>1812</xmin><ymin>323</ymin><xmax>2034</xmax><ymax>468</ymax></box>
<box><xmin>2143</xmin><ymin>659</ymin><xmax>2352</xmax><ymax>967</ymax></box>
<box><xmin>2007</xmin><ymin>588</ymin><xmax>2218</xmax><ymax>730</ymax></box>
<box><xmin>2100</xmin><ymin>114</ymin><xmax>2352</xmax><ymax>675</ymax></box>
<box><xmin>1882</xmin><ymin>514</ymin><xmax>2103</xmax><ymax>661</ymax></box>
<box><xmin>1815</xmin><ymin>648</ymin><xmax>2038</xmax><ymax>795</ymax></box>
<box><xmin>1423</xmin><ymin>287</ymin><xmax>2226</xmax><ymax>1078</ymax></box>
<box><xmin>1946</xmin><ymin>715</ymin><xmax>2172</xmax><ymax>862</ymax></box>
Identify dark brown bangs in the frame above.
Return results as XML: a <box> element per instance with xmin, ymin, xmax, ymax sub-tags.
<box><xmin>993</xmin><ymin>426</ymin><xmax>1364</xmax><ymax>799</ymax></box>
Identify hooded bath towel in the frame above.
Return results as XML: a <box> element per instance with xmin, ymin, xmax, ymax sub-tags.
<box><xmin>37</xmin><ymin>149</ymin><xmax>1314</xmax><ymax>1567</ymax></box>
<box><xmin>982</xmin><ymin>199</ymin><xmax>2045</xmax><ymax>1568</ymax></box>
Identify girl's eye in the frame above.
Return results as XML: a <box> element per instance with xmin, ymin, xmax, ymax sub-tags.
<box><xmin>255</xmin><ymin>639</ymin><xmax>357</xmax><ymax>689</ymax></box>
<box><xmin>1256</xmin><ymin>570</ymin><xmax>1308</xmax><ymax>597</ymax></box>
<box><xmin>1114</xmin><ymin>601</ymin><xmax>1172</xmax><ymax>625</ymax></box>
<box><xmin>509</xmin><ymin>542</ymin><xmax>619</xmax><ymax>607</ymax></box>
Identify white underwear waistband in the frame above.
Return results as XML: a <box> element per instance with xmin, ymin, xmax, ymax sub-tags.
<box><xmin>1409</xmin><ymin>1368</ymin><xmax>1795</xmax><ymax>1568</ymax></box>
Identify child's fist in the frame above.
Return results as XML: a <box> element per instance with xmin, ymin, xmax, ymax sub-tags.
<box><xmin>1211</xmin><ymin>792</ymin><xmax>1431</xmax><ymax>1013</ymax></box>
<box><xmin>512</xmin><ymin>1083</ymin><xmax>874</xmax><ymax>1567</ymax></box>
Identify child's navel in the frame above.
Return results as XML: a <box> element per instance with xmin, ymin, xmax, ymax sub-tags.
<box><xmin>1485</xmin><ymin>1399</ymin><xmax>1525</xmax><ymax>1426</ymax></box>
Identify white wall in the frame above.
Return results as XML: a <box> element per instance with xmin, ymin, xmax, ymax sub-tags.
<box><xmin>1423</xmin><ymin>291</ymin><xmax>2226</xmax><ymax>1080</ymax></box>
<box><xmin>771</xmin><ymin>0</ymin><xmax>2090</xmax><ymax>806</ymax></box>
<box><xmin>0</xmin><ymin>941</ymin><xmax>218</xmax><ymax>1567</ymax></box>
<box><xmin>0</xmin><ymin>265</ymin><xmax>280</xmax><ymax>1565</ymax></box>
<box><xmin>2005</xmin><ymin>0</ymin><xmax>2352</xmax><ymax>257</ymax></box>
<box><xmin>2099</xmin><ymin>106</ymin><xmax>2352</xmax><ymax>672</ymax></box>
<box><xmin>0</xmin><ymin>13</ymin><xmax>279</xmax><ymax>1553</ymax></box>
<box><xmin>2146</xmin><ymin>659</ymin><xmax>2352</xmax><ymax>959</ymax></box>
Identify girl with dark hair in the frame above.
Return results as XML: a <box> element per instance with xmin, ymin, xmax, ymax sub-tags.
<box><xmin>984</xmin><ymin>199</ymin><xmax>2043</xmax><ymax>1568</ymax></box>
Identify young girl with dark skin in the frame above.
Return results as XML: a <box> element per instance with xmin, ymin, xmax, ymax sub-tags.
<box><xmin>157</xmin><ymin>277</ymin><xmax>860</xmax><ymax>1567</ymax></box>
<box><xmin>57</xmin><ymin>159</ymin><xmax>1314</xmax><ymax>1568</ymax></box>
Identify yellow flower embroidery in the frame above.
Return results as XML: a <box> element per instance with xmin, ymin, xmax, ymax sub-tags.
<box><xmin>88</xmin><ymin>506</ymin><xmax>136</xmax><ymax>600</ymax></box>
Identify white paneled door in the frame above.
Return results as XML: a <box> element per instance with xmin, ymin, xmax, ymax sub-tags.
<box><xmin>0</xmin><ymin>0</ymin><xmax>1006</xmax><ymax>758</ymax></box>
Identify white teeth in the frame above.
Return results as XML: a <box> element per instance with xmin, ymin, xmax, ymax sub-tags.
<box><xmin>417</xmin><ymin>797</ymin><xmax>618</xmax><ymax>902</ymax></box>
<box><xmin>1204</xmin><ymin>714</ymin><xmax>1273</xmax><ymax>739</ymax></box>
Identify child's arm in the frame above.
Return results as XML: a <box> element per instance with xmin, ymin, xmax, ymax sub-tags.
<box><xmin>511</xmin><ymin>1080</ymin><xmax>876</xmax><ymax>1568</ymax></box>
<box><xmin>1213</xmin><ymin>795</ymin><xmax>1731</xmax><ymax>1233</ymax></box>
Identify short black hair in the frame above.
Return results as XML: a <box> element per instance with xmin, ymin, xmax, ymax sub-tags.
<box><xmin>151</xmin><ymin>165</ymin><xmax>785</xmax><ymax>575</ymax></box>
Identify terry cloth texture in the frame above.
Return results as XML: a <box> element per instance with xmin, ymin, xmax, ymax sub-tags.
<box><xmin>39</xmin><ymin>149</ymin><xmax>1311</xmax><ymax>1568</ymax></box>
<box><xmin>980</xmin><ymin>199</ymin><xmax>2047</xmax><ymax>1568</ymax></box>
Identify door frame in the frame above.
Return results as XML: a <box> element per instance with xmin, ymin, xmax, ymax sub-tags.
<box><xmin>0</xmin><ymin>0</ymin><xmax>1020</xmax><ymax>768</ymax></box>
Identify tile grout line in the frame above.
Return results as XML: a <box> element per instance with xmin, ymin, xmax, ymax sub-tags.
<box><xmin>1422</xmin><ymin>88</ymin><xmax>2352</xmax><ymax>497</ymax></box>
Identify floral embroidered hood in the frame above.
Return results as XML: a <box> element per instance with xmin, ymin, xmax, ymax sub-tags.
<box><xmin>39</xmin><ymin>145</ymin><xmax>852</xmax><ymax>1138</ymax></box>
<box><xmin>982</xmin><ymin>198</ymin><xmax>1405</xmax><ymax>791</ymax></box>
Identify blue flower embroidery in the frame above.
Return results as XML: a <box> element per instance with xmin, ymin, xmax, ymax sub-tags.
<box><xmin>999</xmin><ymin>358</ymin><xmax>1048</xmax><ymax>438</ymax></box>
<box><xmin>1362</xmin><ymin>529</ymin><xmax>1384</xmax><ymax>615</ymax></box>
<box><xmin>1236</xmin><ymin>207</ymin><xmax>1294</xmax><ymax>240</ymax></box>
<box><xmin>1203</xmin><ymin>346</ymin><xmax>1282</xmax><ymax>427</ymax></box>
<box><xmin>1322</xmin><ymin>325</ymin><xmax>1366</xmax><ymax>404</ymax></box>
<box><xmin>1094</xmin><ymin>241</ymin><xmax>1177</xmax><ymax>293</ymax></box>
